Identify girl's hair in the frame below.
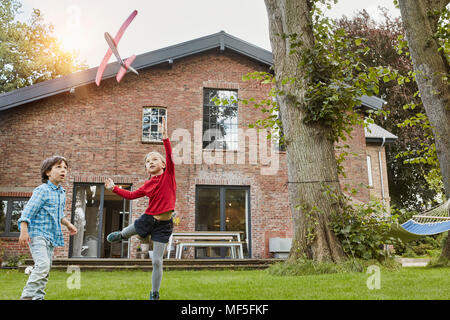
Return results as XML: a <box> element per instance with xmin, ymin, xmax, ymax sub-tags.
<box><xmin>41</xmin><ymin>155</ymin><xmax>68</xmax><ymax>183</ymax></box>
<box><xmin>144</xmin><ymin>152</ymin><xmax>166</xmax><ymax>170</ymax></box>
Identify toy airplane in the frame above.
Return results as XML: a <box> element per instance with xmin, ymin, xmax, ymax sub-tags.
<box><xmin>95</xmin><ymin>10</ymin><xmax>138</xmax><ymax>86</ymax></box>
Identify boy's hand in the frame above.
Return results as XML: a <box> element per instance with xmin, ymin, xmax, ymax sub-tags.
<box><xmin>67</xmin><ymin>223</ymin><xmax>78</xmax><ymax>236</ymax></box>
<box><xmin>19</xmin><ymin>231</ymin><xmax>30</xmax><ymax>247</ymax></box>
<box><xmin>105</xmin><ymin>178</ymin><xmax>115</xmax><ymax>190</ymax></box>
<box><xmin>159</xmin><ymin>117</ymin><xmax>168</xmax><ymax>139</ymax></box>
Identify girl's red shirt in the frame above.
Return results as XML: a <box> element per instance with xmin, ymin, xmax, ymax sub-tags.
<box><xmin>112</xmin><ymin>138</ymin><xmax>176</xmax><ymax>215</ymax></box>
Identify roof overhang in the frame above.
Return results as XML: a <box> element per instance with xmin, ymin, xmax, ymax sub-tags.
<box><xmin>0</xmin><ymin>31</ymin><xmax>386</xmax><ymax>113</ymax></box>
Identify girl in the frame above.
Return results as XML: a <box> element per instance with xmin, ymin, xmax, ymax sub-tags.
<box><xmin>105</xmin><ymin>118</ymin><xmax>176</xmax><ymax>300</ymax></box>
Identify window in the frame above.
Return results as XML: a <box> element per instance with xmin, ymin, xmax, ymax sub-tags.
<box><xmin>367</xmin><ymin>155</ymin><xmax>373</xmax><ymax>187</ymax></box>
<box><xmin>203</xmin><ymin>89</ymin><xmax>238</xmax><ymax>150</ymax></box>
<box><xmin>0</xmin><ymin>198</ymin><xmax>28</xmax><ymax>237</ymax></box>
<box><xmin>272</xmin><ymin>108</ymin><xmax>286</xmax><ymax>152</ymax></box>
<box><xmin>196</xmin><ymin>186</ymin><xmax>250</xmax><ymax>258</ymax></box>
<box><xmin>69</xmin><ymin>183</ymin><xmax>131</xmax><ymax>258</ymax></box>
<box><xmin>142</xmin><ymin>107</ymin><xmax>166</xmax><ymax>142</ymax></box>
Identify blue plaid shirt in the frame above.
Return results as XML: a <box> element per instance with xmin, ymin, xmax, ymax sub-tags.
<box><xmin>18</xmin><ymin>181</ymin><xmax>66</xmax><ymax>247</ymax></box>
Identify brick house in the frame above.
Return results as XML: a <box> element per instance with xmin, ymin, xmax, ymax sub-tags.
<box><xmin>0</xmin><ymin>31</ymin><xmax>396</xmax><ymax>260</ymax></box>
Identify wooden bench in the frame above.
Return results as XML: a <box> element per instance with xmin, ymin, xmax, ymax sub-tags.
<box><xmin>175</xmin><ymin>241</ymin><xmax>244</xmax><ymax>259</ymax></box>
<box><xmin>167</xmin><ymin>231</ymin><xmax>244</xmax><ymax>259</ymax></box>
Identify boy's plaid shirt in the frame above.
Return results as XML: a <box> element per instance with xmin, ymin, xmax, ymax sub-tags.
<box><xmin>18</xmin><ymin>181</ymin><xmax>66</xmax><ymax>247</ymax></box>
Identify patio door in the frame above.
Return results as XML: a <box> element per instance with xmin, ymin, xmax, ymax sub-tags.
<box><xmin>69</xmin><ymin>183</ymin><xmax>131</xmax><ymax>258</ymax></box>
<box><xmin>195</xmin><ymin>186</ymin><xmax>250</xmax><ymax>258</ymax></box>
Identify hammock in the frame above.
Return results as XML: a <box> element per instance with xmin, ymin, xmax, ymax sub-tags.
<box><xmin>386</xmin><ymin>199</ymin><xmax>450</xmax><ymax>243</ymax></box>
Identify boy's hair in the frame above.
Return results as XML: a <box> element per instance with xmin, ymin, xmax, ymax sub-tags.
<box><xmin>41</xmin><ymin>156</ymin><xmax>69</xmax><ymax>183</ymax></box>
<box><xmin>144</xmin><ymin>152</ymin><xmax>166</xmax><ymax>169</ymax></box>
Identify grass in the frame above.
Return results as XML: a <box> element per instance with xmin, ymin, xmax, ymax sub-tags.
<box><xmin>1</xmin><ymin>266</ymin><xmax>449</xmax><ymax>300</ymax></box>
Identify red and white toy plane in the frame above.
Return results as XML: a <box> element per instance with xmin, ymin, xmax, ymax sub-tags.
<box><xmin>95</xmin><ymin>10</ymin><xmax>138</xmax><ymax>86</ymax></box>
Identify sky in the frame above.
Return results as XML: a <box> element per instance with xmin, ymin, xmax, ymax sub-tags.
<box><xmin>18</xmin><ymin>0</ymin><xmax>401</xmax><ymax>68</ymax></box>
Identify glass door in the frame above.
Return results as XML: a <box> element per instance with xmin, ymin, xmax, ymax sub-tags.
<box><xmin>69</xmin><ymin>183</ymin><xmax>131</xmax><ymax>258</ymax></box>
<box><xmin>70</xmin><ymin>184</ymin><xmax>104</xmax><ymax>258</ymax></box>
<box><xmin>195</xmin><ymin>186</ymin><xmax>250</xmax><ymax>258</ymax></box>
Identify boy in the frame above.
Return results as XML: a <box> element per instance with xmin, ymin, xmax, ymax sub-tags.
<box><xmin>18</xmin><ymin>155</ymin><xmax>77</xmax><ymax>300</ymax></box>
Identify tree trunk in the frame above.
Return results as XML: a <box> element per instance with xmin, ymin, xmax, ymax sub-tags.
<box><xmin>264</xmin><ymin>0</ymin><xmax>345</xmax><ymax>263</ymax></box>
<box><xmin>397</xmin><ymin>0</ymin><xmax>450</xmax><ymax>258</ymax></box>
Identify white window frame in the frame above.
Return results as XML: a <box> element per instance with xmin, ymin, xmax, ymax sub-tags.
<box><xmin>367</xmin><ymin>155</ymin><xmax>373</xmax><ymax>187</ymax></box>
<box><xmin>142</xmin><ymin>107</ymin><xmax>167</xmax><ymax>143</ymax></box>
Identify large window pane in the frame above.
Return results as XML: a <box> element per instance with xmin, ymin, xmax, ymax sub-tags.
<box><xmin>225</xmin><ymin>189</ymin><xmax>248</xmax><ymax>257</ymax></box>
<box><xmin>196</xmin><ymin>188</ymin><xmax>220</xmax><ymax>231</ymax></box>
<box><xmin>203</xmin><ymin>89</ymin><xmax>238</xmax><ymax>150</ymax></box>
<box><xmin>0</xmin><ymin>200</ymin><xmax>6</xmax><ymax>233</ymax></box>
<box><xmin>71</xmin><ymin>185</ymin><xmax>102</xmax><ymax>257</ymax></box>
<box><xmin>196</xmin><ymin>186</ymin><xmax>250</xmax><ymax>258</ymax></box>
<box><xmin>0</xmin><ymin>198</ymin><xmax>29</xmax><ymax>236</ymax></box>
<box><xmin>10</xmin><ymin>200</ymin><xmax>27</xmax><ymax>233</ymax></box>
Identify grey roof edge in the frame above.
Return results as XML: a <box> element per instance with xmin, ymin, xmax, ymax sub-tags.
<box><xmin>359</xmin><ymin>95</ymin><xmax>386</xmax><ymax>110</ymax></box>
<box><xmin>0</xmin><ymin>30</ymin><xmax>384</xmax><ymax>112</ymax></box>
<box><xmin>364</xmin><ymin>121</ymin><xmax>398</xmax><ymax>144</ymax></box>
<box><xmin>365</xmin><ymin>137</ymin><xmax>397</xmax><ymax>144</ymax></box>
<box><xmin>0</xmin><ymin>31</ymin><xmax>272</xmax><ymax>112</ymax></box>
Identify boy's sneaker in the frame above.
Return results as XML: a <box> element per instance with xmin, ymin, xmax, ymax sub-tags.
<box><xmin>106</xmin><ymin>231</ymin><xmax>123</xmax><ymax>243</ymax></box>
<box><xmin>149</xmin><ymin>291</ymin><xmax>160</xmax><ymax>300</ymax></box>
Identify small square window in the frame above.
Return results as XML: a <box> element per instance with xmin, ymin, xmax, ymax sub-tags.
<box><xmin>142</xmin><ymin>107</ymin><xmax>166</xmax><ymax>143</ymax></box>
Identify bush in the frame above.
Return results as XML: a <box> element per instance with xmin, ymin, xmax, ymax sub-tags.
<box><xmin>266</xmin><ymin>257</ymin><xmax>401</xmax><ymax>276</ymax></box>
<box><xmin>330</xmin><ymin>198</ymin><xmax>400</xmax><ymax>261</ymax></box>
<box><xmin>392</xmin><ymin>227</ymin><xmax>447</xmax><ymax>257</ymax></box>
<box><xmin>1</xmin><ymin>253</ymin><xmax>28</xmax><ymax>268</ymax></box>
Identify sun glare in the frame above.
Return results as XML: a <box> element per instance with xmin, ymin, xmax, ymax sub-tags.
<box><xmin>59</xmin><ymin>33</ymin><xmax>80</xmax><ymax>53</ymax></box>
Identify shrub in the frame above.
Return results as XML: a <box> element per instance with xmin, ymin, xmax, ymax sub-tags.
<box><xmin>330</xmin><ymin>198</ymin><xmax>400</xmax><ymax>261</ymax></box>
<box><xmin>266</xmin><ymin>257</ymin><xmax>401</xmax><ymax>276</ymax></box>
<box><xmin>1</xmin><ymin>253</ymin><xmax>28</xmax><ymax>268</ymax></box>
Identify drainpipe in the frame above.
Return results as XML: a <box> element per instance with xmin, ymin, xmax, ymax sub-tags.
<box><xmin>378</xmin><ymin>136</ymin><xmax>386</xmax><ymax>204</ymax></box>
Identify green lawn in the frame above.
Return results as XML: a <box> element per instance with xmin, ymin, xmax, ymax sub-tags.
<box><xmin>1</xmin><ymin>267</ymin><xmax>449</xmax><ymax>300</ymax></box>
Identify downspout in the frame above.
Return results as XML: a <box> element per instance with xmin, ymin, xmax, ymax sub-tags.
<box><xmin>378</xmin><ymin>136</ymin><xmax>386</xmax><ymax>204</ymax></box>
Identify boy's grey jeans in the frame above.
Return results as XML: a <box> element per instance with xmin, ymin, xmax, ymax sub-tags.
<box><xmin>21</xmin><ymin>236</ymin><xmax>54</xmax><ymax>300</ymax></box>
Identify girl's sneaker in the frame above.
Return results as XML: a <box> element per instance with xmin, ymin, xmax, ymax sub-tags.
<box><xmin>106</xmin><ymin>231</ymin><xmax>123</xmax><ymax>243</ymax></box>
<box><xmin>149</xmin><ymin>291</ymin><xmax>160</xmax><ymax>300</ymax></box>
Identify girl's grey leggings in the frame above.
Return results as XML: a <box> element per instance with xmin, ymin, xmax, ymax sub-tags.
<box><xmin>121</xmin><ymin>223</ymin><xmax>166</xmax><ymax>293</ymax></box>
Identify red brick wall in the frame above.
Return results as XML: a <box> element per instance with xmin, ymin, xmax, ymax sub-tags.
<box><xmin>0</xmin><ymin>49</ymin><xmax>380</xmax><ymax>259</ymax></box>
<box><xmin>366</xmin><ymin>143</ymin><xmax>391</xmax><ymax>208</ymax></box>
<box><xmin>336</xmin><ymin>122</ymin><xmax>371</xmax><ymax>202</ymax></box>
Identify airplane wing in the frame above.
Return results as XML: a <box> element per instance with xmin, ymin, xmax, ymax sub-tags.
<box><xmin>95</xmin><ymin>10</ymin><xmax>138</xmax><ymax>86</ymax></box>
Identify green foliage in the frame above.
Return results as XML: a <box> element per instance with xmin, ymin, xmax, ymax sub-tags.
<box><xmin>429</xmin><ymin>256</ymin><xmax>450</xmax><ymax>268</ymax></box>
<box><xmin>392</xmin><ymin>4</ymin><xmax>449</xmax><ymax>201</ymax></box>
<box><xmin>1</xmin><ymin>252</ymin><xmax>28</xmax><ymax>267</ymax></box>
<box><xmin>395</xmin><ymin>231</ymin><xmax>448</xmax><ymax>258</ymax></box>
<box><xmin>266</xmin><ymin>257</ymin><xmax>401</xmax><ymax>276</ymax></box>
<box><xmin>281</xmin><ymin>1</ymin><xmax>387</xmax><ymax>143</ymax></box>
<box><xmin>0</xmin><ymin>0</ymin><xmax>87</xmax><ymax>93</ymax></box>
<box><xmin>336</xmin><ymin>8</ymin><xmax>444</xmax><ymax>210</ymax></box>
<box><xmin>330</xmin><ymin>197</ymin><xmax>400</xmax><ymax>261</ymax></box>
<box><xmin>241</xmin><ymin>0</ymin><xmax>389</xmax><ymax>149</ymax></box>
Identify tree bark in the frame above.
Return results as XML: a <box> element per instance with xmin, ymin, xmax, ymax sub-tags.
<box><xmin>264</xmin><ymin>0</ymin><xmax>345</xmax><ymax>263</ymax></box>
<box><xmin>397</xmin><ymin>0</ymin><xmax>450</xmax><ymax>258</ymax></box>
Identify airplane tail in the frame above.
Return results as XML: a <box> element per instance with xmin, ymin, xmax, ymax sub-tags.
<box><xmin>116</xmin><ymin>54</ymin><xmax>137</xmax><ymax>83</ymax></box>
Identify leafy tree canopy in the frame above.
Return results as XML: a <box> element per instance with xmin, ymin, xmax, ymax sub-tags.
<box><xmin>0</xmin><ymin>0</ymin><xmax>87</xmax><ymax>94</ymax></box>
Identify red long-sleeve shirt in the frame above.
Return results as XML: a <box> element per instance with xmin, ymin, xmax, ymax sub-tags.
<box><xmin>113</xmin><ymin>138</ymin><xmax>176</xmax><ymax>215</ymax></box>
